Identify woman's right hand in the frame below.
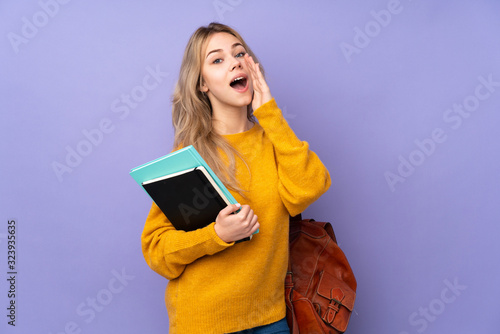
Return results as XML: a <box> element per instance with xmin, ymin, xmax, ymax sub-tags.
<box><xmin>214</xmin><ymin>204</ymin><xmax>259</xmax><ymax>243</ymax></box>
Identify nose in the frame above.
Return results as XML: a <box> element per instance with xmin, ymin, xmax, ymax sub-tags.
<box><xmin>230</xmin><ymin>56</ymin><xmax>243</xmax><ymax>71</ymax></box>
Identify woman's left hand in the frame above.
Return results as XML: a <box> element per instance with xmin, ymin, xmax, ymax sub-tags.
<box><xmin>244</xmin><ymin>53</ymin><xmax>272</xmax><ymax>111</ymax></box>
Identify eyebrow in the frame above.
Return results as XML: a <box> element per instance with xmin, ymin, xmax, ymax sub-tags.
<box><xmin>206</xmin><ymin>42</ymin><xmax>244</xmax><ymax>59</ymax></box>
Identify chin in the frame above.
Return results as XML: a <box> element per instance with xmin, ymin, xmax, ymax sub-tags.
<box><xmin>242</xmin><ymin>96</ymin><xmax>253</xmax><ymax>107</ymax></box>
<box><xmin>242</xmin><ymin>90</ymin><xmax>254</xmax><ymax>105</ymax></box>
<box><xmin>229</xmin><ymin>93</ymin><xmax>252</xmax><ymax>109</ymax></box>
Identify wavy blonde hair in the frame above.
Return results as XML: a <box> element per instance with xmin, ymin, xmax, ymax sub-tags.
<box><xmin>172</xmin><ymin>22</ymin><xmax>264</xmax><ymax>194</ymax></box>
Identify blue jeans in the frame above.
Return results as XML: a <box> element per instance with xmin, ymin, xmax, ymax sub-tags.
<box><xmin>228</xmin><ymin>317</ymin><xmax>290</xmax><ymax>334</ymax></box>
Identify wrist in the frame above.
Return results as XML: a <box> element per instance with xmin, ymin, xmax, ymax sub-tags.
<box><xmin>253</xmin><ymin>95</ymin><xmax>273</xmax><ymax>112</ymax></box>
<box><xmin>213</xmin><ymin>223</ymin><xmax>231</xmax><ymax>244</ymax></box>
<box><xmin>262</xmin><ymin>92</ymin><xmax>272</xmax><ymax>105</ymax></box>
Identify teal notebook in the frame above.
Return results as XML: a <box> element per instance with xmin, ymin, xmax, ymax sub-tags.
<box><xmin>130</xmin><ymin>145</ymin><xmax>238</xmax><ymax>206</ymax></box>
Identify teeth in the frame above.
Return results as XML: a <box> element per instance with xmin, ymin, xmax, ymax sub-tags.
<box><xmin>232</xmin><ymin>77</ymin><xmax>244</xmax><ymax>82</ymax></box>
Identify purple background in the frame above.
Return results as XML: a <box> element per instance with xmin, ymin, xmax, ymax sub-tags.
<box><xmin>1</xmin><ymin>0</ymin><xmax>499</xmax><ymax>333</ymax></box>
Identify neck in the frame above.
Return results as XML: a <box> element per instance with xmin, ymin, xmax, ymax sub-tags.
<box><xmin>212</xmin><ymin>105</ymin><xmax>252</xmax><ymax>135</ymax></box>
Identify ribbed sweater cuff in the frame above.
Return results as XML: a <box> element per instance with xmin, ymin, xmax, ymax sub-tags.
<box><xmin>253</xmin><ymin>98</ymin><xmax>303</xmax><ymax>148</ymax></box>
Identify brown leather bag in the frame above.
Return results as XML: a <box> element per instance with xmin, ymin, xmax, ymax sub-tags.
<box><xmin>285</xmin><ymin>216</ymin><xmax>357</xmax><ymax>333</ymax></box>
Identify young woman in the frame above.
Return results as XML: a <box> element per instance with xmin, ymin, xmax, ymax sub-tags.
<box><xmin>141</xmin><ymin>22</ymin><xmax>331</xmax><ymax>334</ymax></box>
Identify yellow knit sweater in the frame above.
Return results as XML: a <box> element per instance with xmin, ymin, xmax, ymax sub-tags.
<box><xmin>141</xmin><ymin>98</ymin><xmax>331</xmax><ymax>333</ymax></box>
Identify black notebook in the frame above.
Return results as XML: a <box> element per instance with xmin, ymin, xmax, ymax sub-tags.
<box><xmin>142</xmin><ymin>166</ymin><xmax>231</xmax><ymax>232</ymax></box>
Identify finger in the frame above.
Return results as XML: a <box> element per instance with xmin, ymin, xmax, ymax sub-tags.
<box><xmin>246</xmin><ymin>55</ymin><xmax>259</xmax><ymax>77</ymax></box>
<box><xmin>250</xmin><ymin>221</ymin><xmax>260</xmax><ymax>235</ymax></box>
<box><xmin>246</xmin><ymin>209</ymin><xmax>255</xmax><ymax>223</ymax></box>
<box><xmin>248</xmin><ymin>57</ymin><xmax>259</xmax><ymax>78</ymax></box>
<box><xmin>246</xmin><ymin>57</ymin><xmax>258</xmax><ymax>82</ymax></box>
<box><xmin>250</xmin><ymin>214</ymin><xmax>258</xmax><ymax>227</ymax></box>
<box><xmin>245</xmin><ymin>53</ymin><xmax>254</xmax><ymax>66</ymax></box>
<box><xmin>253</xmin><ymin>61</ymin><xmax>259</xmax><ymax>74</ymax></box>
<box><xmin>254</xmin><ymin>64</ymin><xmax>265</xmax><ymax>85</ymax></box>
<box><xmin>242</xmin><ymin>207</ymin><xmax>254</xmax><ymax>222</ymax></box>
<box><xmin>251</xmin><ymin>64</ymin><xmax>264</xmax><ymax>89</ymax></box>
<box><xmin>234</xmin><ymin>204</ymin><xmax>249</xmax><ymax>219</ymax></box>
<box><xmin>240</xmin><ymin>212</ymin><xmax>256</xmax><ymax>232</ymax></box>
<box><xmin>249</xmin><ymin>58</ymin><xmax>258</xmax><ymax>74</ymax></box>
<box><xmin>244</xmin><ymin>54</ymin><xmax>254</xmax><ymax>71</ymax></box>
<box><xmin>220</xmin><ymin>203</ymin><xmax>241</xmax><ymax>216</ymax></box>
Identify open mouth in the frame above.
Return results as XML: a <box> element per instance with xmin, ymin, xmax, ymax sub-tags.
<box><xmin>229</xmin><ymin>76</ymin><xmax>248</xmax><ymax>91</ymax></box>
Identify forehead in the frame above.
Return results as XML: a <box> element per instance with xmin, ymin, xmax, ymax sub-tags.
<box><xmin>204</xmin><ymin>32</ymin><xmax>243</xmax><ymax>56</ymax></box>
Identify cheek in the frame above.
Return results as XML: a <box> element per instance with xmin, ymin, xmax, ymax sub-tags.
<box><xmin>203</xmin><ymin>68</ymin><xmax>226</xmax><ymax>91</ymax></box>
<box><xmin>213</xmin><ymin>73</ymin><xmax>228</xmax><ymax>90</ymax></box>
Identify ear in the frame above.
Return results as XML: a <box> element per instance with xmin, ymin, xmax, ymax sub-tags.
<box><xmin>200</xmin><ymin>81</ymin><xmax>209</xmax><ymax>93</ymax></box>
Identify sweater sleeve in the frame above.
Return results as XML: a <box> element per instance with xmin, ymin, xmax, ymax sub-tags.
<box><xmin>253</xmin><ymin>98</ymin><xmax>331</xmax><ymax>217</ymax></box>
<box><xmin>141</xmin><ymin>201</ymin><xmax>234</xmax><ymax>280</ymax></box>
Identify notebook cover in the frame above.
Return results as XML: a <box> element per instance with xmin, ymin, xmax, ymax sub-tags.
<box><xmin>142</xmin><ymin>167</ymin><xmax>227</xmax><ymax>231</ymax></box>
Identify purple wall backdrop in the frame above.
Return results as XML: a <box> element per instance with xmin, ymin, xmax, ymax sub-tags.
<box><xmin>1</xmin><ymin>0</ymin><xmax>499</xmax><ymax>333</ymax></box>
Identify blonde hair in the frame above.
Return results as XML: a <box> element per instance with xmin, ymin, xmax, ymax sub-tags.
<box><xmin>172</xmin><ymin>22</ymin><xmax>264</xmax><ymax>193</ymax></box>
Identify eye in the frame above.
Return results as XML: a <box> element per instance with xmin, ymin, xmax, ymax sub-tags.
<box><xmin>212</xmin><ymin>58</ymin><xmax>222</xmax><ymax>64</ymax></box>
<box><xmin>235</xmin><ymin>52</ymin><xmax>246</xmax><ymax>58</ymax></box>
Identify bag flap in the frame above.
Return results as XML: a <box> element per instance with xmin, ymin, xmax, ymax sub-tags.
<box><xmin>316</xmin><ymin>270</ymin><xmax>355</xmax><ymax>311</ymax></box>
<box><xmin>290</xmin><ymin>220</ymin><xmax>328</xmax><ymax>239</ymax></box>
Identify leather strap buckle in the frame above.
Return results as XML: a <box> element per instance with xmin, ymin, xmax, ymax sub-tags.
<box><xmin>323</xmin><ymin>289</ymin><xmax>344</xmax><ymax>325</ymax></box>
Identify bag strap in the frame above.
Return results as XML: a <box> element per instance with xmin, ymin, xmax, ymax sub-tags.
<box><xmin>285</xmin><ymin>263</ymin><xmax>299</xmax><ymax>332</ymax></box>
<box><xmin>287</xmin><ymin>216</ymin><xmax>300</xmax><ymax>332</ymax></box>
